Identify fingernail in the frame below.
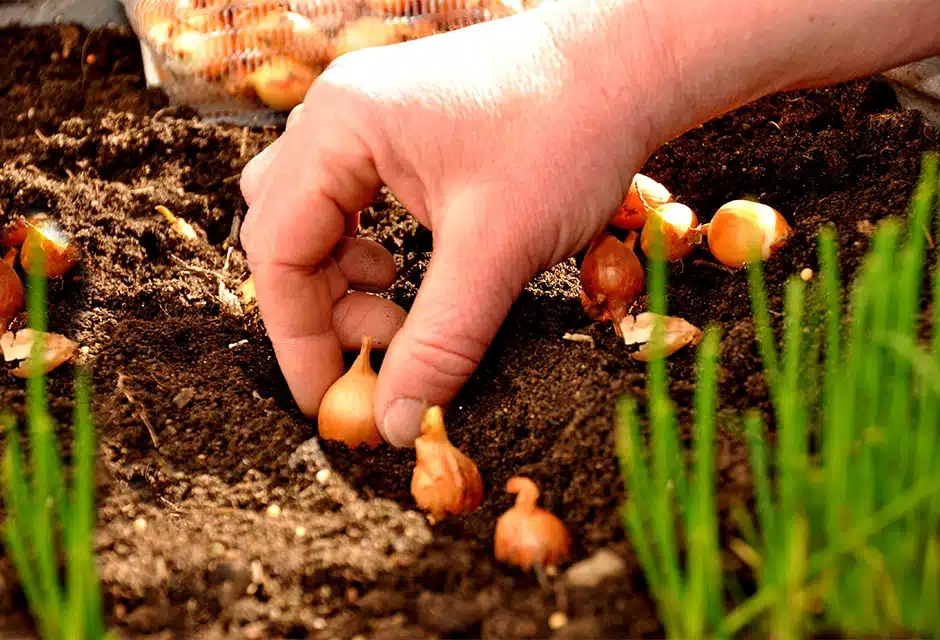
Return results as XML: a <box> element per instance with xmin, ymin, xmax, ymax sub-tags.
<box><xmin>381</xmin><ymin>398</ymin><xmax>424</xmax><ymax>448</ymax></box>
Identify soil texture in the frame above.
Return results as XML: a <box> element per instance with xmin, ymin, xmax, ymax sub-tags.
<box><xmin>0</xmin><ymin>22</ymin><xmax>937</xmax><ymax>640</ymax></box>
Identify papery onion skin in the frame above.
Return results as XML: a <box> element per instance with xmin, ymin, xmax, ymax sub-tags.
<box><xmin>411</xmin><ymin>406</ymin><xmax>484</xmax><ymax>523</ymax></box>
<box><xmin>579</xmin><ymin>232</ymin><xmax>645</xmax><ymax>335</ymax></box>
<box><xmin>317</xmin><ymin>335</ymin><xmax>383</xmax><ymax>449</ymax></box>
<box><xmin>0</xmin><ymin>216</ymin><xmax>27</xmax><ymax>247</ymax></box>
<box><xmin>704</xmin><ymin>200</ymin><xmax>792</xmax><ymax>268</ymax></box>
<box><xmin>610</xmin><ymin>174</ymin><xmax>673</xmax><ymax>230</ymax></box>
<box><xmin>0</xmin><ymin>260</ymin><xmax>24</xmax><ymax>330</ymax></box>
<box><xmin>640</xmin><ymin>202</ymin><xmax>701</xmax><ymax>261</ymax></box>
<box><xmin>494</xmin><ymin>476</ymin><xmax>571</xmax><ymax>570</ymax></box>
<box><xmin>20</xmin><ymin>220</ymin><xmax>79</xmax><ymax>278</ymax></box>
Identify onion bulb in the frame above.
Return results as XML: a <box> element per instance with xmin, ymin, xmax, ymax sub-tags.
<box><xmin>317</xmin><ymin>335</ymin><xmax>383</xmax><ymax>449</ymax></box>
<box><xmin>640</xmin><ymin>202</ymin><xmax>701</xmax><ymax>261</ymax></box>
<box><xmin>20</xmin><ymin>219</ymin><xmax>79</xmax><ymax>278</ymax></box>
<box><xmin>610</xmin><ymin>174</ymin><xmax>673</xmax><ymax>230</ymax></box>
<box><xmin>410</xmin><ymin>405</ymin><xmax>484</xmax><ymax>523</ymax></box>
<box><xmin>0</xmin><ymin>260</ymin><xmax>24</xmax><ymax>330</ymax></box>
<box><xmin>579</xmin><ymin>232</ymin><xmax>645</xmax><ymax>336</ymax></box>
<box><xmin>334</xmin><ymin>17</ymin><xmax>405</xmax><ymax>57</ymax></box>
<box><xmin>494</xmin><ymin>476</ymin><xmax>571</xmax><ymax>570</ymax></box>
<box><xmin>702</xmin><ymin>200</ymin><xmax>792</xmax><ymax>268</ymax></box>
<box><xmin>243</xmin><ymin>57</ymin><xmax>318</xmax><ymax>111</ymax></box>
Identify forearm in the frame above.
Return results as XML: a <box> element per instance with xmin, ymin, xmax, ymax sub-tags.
<box><xmin>540</xmin><ymin>0</ymin><xmax>940</xmax><ymax>157</ymax></box>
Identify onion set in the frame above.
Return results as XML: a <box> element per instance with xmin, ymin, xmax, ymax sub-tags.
<box><xmin>0</xmin><ymin>260</ymin><xmax>24</xmax><ymax>330</ymax></box>
<box><xmin>410</xmin><ymin>405</ymin><xmax>484</xmax><ymax>523</ymax></box>
<box><xmin>701</xmin><ymin>200</ymin><xmax>792</xmax><ymax>268</ymax></box>
<box><xmin>640</xmin><ymin>202</ymin><xmax>702</xmax><ymax>261</ymax></box>
<box><xmin>19</xmin><ymin>218</ymin><xmax>79</xmax><ymax>278</ymax></box>
<box><xmin>317</xmin><ymin>335</ymin><xmax>383</xmax><ymax>449</ymax></box>
<box><xmin>494</xmin><ymin>476</ymin><xmax>571</xmax><ymax>570</ymax></box>
<box><xmin>610</xmin><ymin>174</ymin><xmax>673</xmax><ymax>230</ymax></box>
<box><xmin>579</xmin><ymin>232</ymin><xmax>645</xmax><ymax>336</ymax></box>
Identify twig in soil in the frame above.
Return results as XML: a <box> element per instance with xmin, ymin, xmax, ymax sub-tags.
<box><xmin>34</xmin><ymin>128</ymin><xmax>50</xmax><ymax>143</ymax></box>
<box><xmin>240</xmin><ymin>127</ymin><xmax>249</xmax><ymax>158</ymax></box>
<box><xmin>562</xmin><ymin>332</ymin><xmax>595</xmax><ymax>349</ymax></box>
<box><xmin>222</xmin><ymin>174</ymin><xmax>242</xmax><ymax>185</ymax></box>
<box><xmin>170</xmin><ymin>254</ymin><xmax>223</xmax><ymax>279</ymax></box>
<box><xmin>693</xmin><ymin>259</ymin><xmax>738</xmax><ymax>274</ymax></box>
<box><xmin>116</xmin><ymin>372</ymin><xmax>160</xmax><ymax>449</ymax></box>
<box><xmin>224</xmin><ymin>213</ymin><xmax>242</xmax><ymax>251</ymax></box>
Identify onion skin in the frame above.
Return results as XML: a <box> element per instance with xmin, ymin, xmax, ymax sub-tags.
<box><xmin>703</xmin><ymin>200</ymin><xmax>792</xmax><ymax>268</ymax></box>
<box><xmin>317</xmin><ymin>335</ymin><xmax>383</xmax><ymax>449</ymax></box>
<box><xmin>20</xmin><ymin>220</ymin><xmax>79</xmax><ymax>278</ymax></box>
<box><xmin>640</xmin><ymin>202</ymin><xmax>701</xmax><ymax>261</ymax></box>
<box><xmin>411</xmin><ymin>405</ymin><xmax>484</xmax><ymax>523</ymax></box>
<box><xmin>494</xmin><ymin>476</ymin><xmax>571</xmax><ymax>570</ymax></box>
<box><xmin>0</xmin><ymin>260</ymin><xmax>24</xmax><ymax>330</ymax></box>
<box><xmin>579</xmin><ymin>232</ymin><xmax>645</xmax><ymax>336</ymax></box>
<box><xmin>610</xmin><ymin>174</ymin><xmax>673</xmax><ymax>230</ymax></box>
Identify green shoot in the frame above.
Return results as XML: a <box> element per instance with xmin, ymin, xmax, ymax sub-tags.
<box><xmin>616</xmin><ymin>151</ymin><xmax>940</xmax><ymax>639</ymax></box>
<box><xmin>1</xmin><ymin>245</ymin><xmax>110</xmax><ymax>639</ymax></box>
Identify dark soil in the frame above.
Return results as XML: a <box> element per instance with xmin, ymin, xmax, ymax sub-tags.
<box><xmin>0</xmin><ymin>21</ymin><xmax>937</xmax><ymax>640</ymax></box>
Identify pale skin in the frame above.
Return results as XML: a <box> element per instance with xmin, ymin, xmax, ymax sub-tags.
<box><xmin>240</xmin><ymin>0</ymin><xmax>940</xmax><ymax>447</ymax></box>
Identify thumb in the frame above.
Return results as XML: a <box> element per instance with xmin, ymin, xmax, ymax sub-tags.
<box><xmin>374</xmin><ymin>222</ymin><xmax>530</xmax><ymax>447</ymax></box>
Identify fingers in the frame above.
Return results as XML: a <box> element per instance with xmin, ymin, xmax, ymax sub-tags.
<box><xmin>373</xmin><ymin>220</ymin><xmax>530</xmax><ymax>447</ymax></box>
<box><xmin>333</xmin><ymin>292</ymin><xmax>407</xmax><ymax>350</ymax></box>
<box><xmin>335</xmin><ymin>237</ymin><xmax>397</xmax><ymax>292</ymax></box>
<box><xmin>241</xmin><ymin>100</ymin><xmax>384</xmax><ymax>417</ymax></box>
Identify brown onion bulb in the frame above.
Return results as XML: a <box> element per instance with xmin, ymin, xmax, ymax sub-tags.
<box><xmin>411</xmin><ymin>405</ymin><xmax>484</xmax><ymax>523</ymax></box>
<box><xmin>317</xmin><ymin>335</ymin><xmax>383</xmax><ymax>448</ymax></box>
<box><xmin>579</xmin><ymin>232</ymin><xmax>645</xmax><ymax>336</ymax></box>
<box><xmin>610</xmin><ymin>174</ymin><xmax>673</xmax><ymax>230</ymax></box>
<box><xmin>494</xmin><ymin>476</ymin><xmax>571</xmax><ymax>570</ymax></box>
<box><xmin>20</xmin><ymin>219</ymin><xmax>79</xmax><ymax>278</ymax></box>
<box><xmin>640</xmin><ymin>202</ymin><xmax>702</xmax><ymax>261</ymax></box>
<box><xmin>703</xmin><ymin>200</ymin><xmax>792</xmax><ymax>268</ymax></box>
<box><xmin>0</xmin><ymin>260</ymin><xmax>24</xmax><ymax>330</ymax></box>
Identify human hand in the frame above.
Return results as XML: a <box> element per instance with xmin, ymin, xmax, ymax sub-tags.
<box><xmin>239</xmin><ymin>4</ymin><xmax>663</xmax><ymax>446</ymax></box>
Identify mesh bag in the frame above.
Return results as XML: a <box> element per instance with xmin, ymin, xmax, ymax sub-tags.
<box><xmin>122</xmin><ymin>0</ymin><xmax>544</xmax><ymax>125</ymax></box>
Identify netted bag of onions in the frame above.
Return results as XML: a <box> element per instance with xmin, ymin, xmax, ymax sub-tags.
<box><xmin>121</xmin><ymin>0</ymin><xmax>548</xmax><ymax>125</ymax></box>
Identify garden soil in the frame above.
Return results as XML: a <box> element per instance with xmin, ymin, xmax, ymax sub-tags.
<box><xmin>0</xmin><ymin>22</ymin><xmax>937</xmax><ymax>640</ymax></box>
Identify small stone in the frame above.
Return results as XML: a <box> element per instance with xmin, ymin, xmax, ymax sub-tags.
<box><xmin>172</xmin><ymin>387</ymin><xmax>196</xmax><ymax>409</ymax></box>
<box><xmin>563</xmin><ymin>548</ymin><xmax>627</xmax><ymax>588</ymax></box>
<box><xmin>210</xmin><ymin>542</ymin><xmax>225</xmax><ymax>556</ymax></box>
<box><xmin>312</xmin><ymin>618</ymin><xmax>327</xmax><ymax>630</ymax></box>
<box><xmin>133</xmin><ymin>517</ymin><xmax>147</xmax><ymax>532</ymax></box>
<box><xmin>315</xmin><ymin>468</ymin><xmax>331</xmax><ymax>485</ymax></box>
<box><xmin>351</xmin><ymin>635</ymin><xmax>367</xmax><ymax>640</ymax></box>
<box><xmin>800</xmin><ymin>268</ymin><xmax>814</xmax><ymax>281</ymax></box>
<box><xmin>266</xmin><ymin>504</ymin><xmax>281</xmax><ymax>518</ymax></box>
<box><xmin>295</xmin><ymin>526</ymin><xmax>307</xmax><ymax>538</ymax></box>
<box><xmin>548</xmin><ymin>612</ymin><xmax>568</xmax><ymax>630</ymax></box>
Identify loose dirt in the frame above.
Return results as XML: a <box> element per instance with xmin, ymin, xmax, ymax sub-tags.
<box><xmin>0</xmin><ymin>22</ymin><xmax>936</xmax><ymax>639</ymax></box>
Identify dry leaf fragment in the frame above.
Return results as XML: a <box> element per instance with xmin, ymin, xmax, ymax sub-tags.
<box><xmin>619</xmin><ymin>312</ymin><xmax>703</xmax><ymax>361</ymax></box>
<box><xmin>1</xmin><ymin>328</ymin><xmax>78</xmax><ymax>377</ymax></box>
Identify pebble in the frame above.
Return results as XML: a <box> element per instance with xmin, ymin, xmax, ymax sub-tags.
<box><xmin>133</xmin><ymin>517</ymin><xmax>147</xmax><ymax>532</ymax></box>
<box><xmin>800</xmin><ymin>268</ymin><xmax>814</xmax><ymax>281</ymax></box>
<box><xmin>563</xmin><ymin>548</ymin><xmax>627</xmax><ymax>588</ymax></box>
<box><xmin>548</xmin><ymin>612</ymin><xmax>568</xmax><ymax>630</ymax></box>
<box><xmin>315</xmin><ymin>468</ymin><xmax>331</xmax><ymax>484</ymax></box>
<box><xmin>266</xmin><ymin>504</ymin><xmax>281</xmax><ymax>518</ymax></box>
<box><xmin>295</xmin><ymin>526</ymin><xmax>307</xmax><ymax>538</ymax></box>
